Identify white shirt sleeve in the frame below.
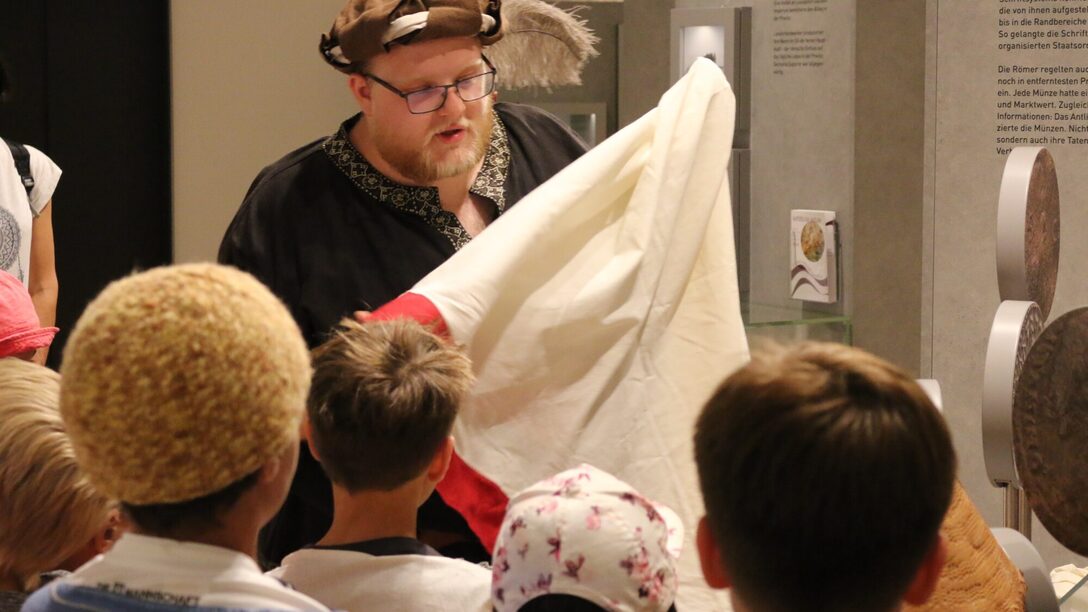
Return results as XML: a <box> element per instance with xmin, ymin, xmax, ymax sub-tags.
<box><xmin>24</xmin><ymin>144</ymin><xmax>62</xmax><ymax>216</ymax></box>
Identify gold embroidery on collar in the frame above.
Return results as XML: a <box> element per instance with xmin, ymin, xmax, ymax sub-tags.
<box><xmin>323</xmin><ymin>111</ymin><xmax>510</xmax><ymax>251</ymax></box>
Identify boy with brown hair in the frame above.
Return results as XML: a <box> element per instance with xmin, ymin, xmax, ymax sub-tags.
<box><xmin>270</xmin><ymin>318</ymin><xmax>491</xmax><ymax>611</ymax></box>
<box><xmin>694</xmin><ymin>343</ymin><xmax>956</xmax><ymax>612</ymax></box>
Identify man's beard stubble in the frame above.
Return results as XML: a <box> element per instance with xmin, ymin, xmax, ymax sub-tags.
<box><xmin>371</xmin><ymin>108</ymin><xmax>493</xmax><ymax>184</ymax></box>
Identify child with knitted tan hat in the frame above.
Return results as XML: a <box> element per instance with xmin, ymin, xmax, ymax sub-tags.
<box><xmin>694</xmin><ymin>343</ymin><xmax>955</xmax><ymax>612</ymax></box>
<box><xmin>21</xmin><ymin>264</ymin><xmax>330</xmax><ymax>611</ymax></box>
<box><xmin>268</xmin><ymin>318</ymin><xmax>491</xmax><ymax>611</ymax></box>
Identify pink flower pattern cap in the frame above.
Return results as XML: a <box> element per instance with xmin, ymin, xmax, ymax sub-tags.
<box><xmin>491</xmin><ymin>464</ymin><xmax>683</xmax><ymax>612</ymax></box>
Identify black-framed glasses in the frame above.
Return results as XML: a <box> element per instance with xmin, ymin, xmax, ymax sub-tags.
<box><xmin>365</xmin><ymin>56</ymin><xmax>497</xmax><ymax>115</ymax></box>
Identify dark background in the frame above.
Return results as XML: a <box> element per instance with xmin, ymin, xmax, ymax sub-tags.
<box><xmin>0</xmin><ymin>0</ymin><xmax>172</xmax><ymax>368</ymax></box>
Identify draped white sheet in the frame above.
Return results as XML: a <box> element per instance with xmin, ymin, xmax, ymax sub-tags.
<box><xmin>412</xmin><ymin>58</ymin><xmax>749</xmax><ymax>610</ymax></box>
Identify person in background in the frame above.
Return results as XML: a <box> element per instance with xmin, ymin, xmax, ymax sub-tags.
<box><xmin>21</xmin><ymin>264</ymin><xmax>329</xmax><ymax>611</ymax></box>
<box><xmin>271</xmin><ymin>318</ymin><xmax>491</xmax><ymax>611</ymax></box>
<box><xmin>219</xmin><ymin>0</ymin><xmax>588</xmax><ymax>564</ymax></box>
<box><xmin>694</xmin><ymin>343</ymin><xmax>955</xmax><ymax>612</ymax></box>
<box><xmin>0</xmin><ymin>60</ymin><xmax>60</xmax><ymax>365</ymax></box>
<box><xmin>491</xmin><ymin>464</ymin><xmax>683</xmax><ymax>612</ymax></box>
<box><xmin>0</xmin><ymin>269</ymin><xmax>56</xmax><ymax>361</ymax></box>
<box><xmin>0</xmin><ymin>358</ymin><xmax>122</xmax><ymax>612</ymax></box>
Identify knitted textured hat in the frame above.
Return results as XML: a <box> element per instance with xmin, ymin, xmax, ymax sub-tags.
<box><xmin>59</xmin><ymin>264</ymin><xmax>311</xmax><ymax>505</ymax></box>
<box><xmin>320</xmin><ymin>0</ymin><xmax>504</xmax><ymax>72</ymax></box>
<box><xmin>492</xmin><ymin>464</ymin><xmax>683</xmax><ymax>612</ymax></box>
<box><xmin>0</xmin><ymin>269</ymin><xmax>57</xmax><ymax>358</ymax></box>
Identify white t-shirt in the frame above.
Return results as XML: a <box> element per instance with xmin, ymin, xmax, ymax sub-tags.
<box><xmin>56</xmin><ymin>533</ymin><xmax>329</xmax><ymax>610</ymax></box>
<box><xmin>269</xmin><ymin>539</ymin><xmax>492</xmax><ymax>612</ymax></box>
<box><xmin>0</xmin><ymin>141</ymin><xmax>60</xmax><ymax>285</ymax></box>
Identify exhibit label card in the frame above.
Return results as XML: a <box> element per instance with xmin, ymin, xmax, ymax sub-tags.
<box><xmin>790</xmin><ymin>209</ymin><xmax>838</xmax><ymax>303</ymax></box>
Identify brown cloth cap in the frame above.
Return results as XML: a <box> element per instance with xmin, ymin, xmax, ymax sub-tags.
<box><xmin>321</xmin><ymin>0</ymin><xmax>504</xmax><ymax>72</ymax></box>
<box><xmin>59</xmin><ymin>264</ymin><xmax>312</xmax><ymax>505</ymax></box>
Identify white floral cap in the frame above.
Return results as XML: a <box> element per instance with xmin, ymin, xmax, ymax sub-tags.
<box><xmin>491</xmin><ymin>464</ymin><xmax>683</xmax><ymax>611</ymax></box>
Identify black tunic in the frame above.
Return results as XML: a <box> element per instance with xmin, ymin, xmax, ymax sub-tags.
<box><xmin>218</xmin><ymin>102</ymin><xmax>587</xmax><ymax>564</ymax></box>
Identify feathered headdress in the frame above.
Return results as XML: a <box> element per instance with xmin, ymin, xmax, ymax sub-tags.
<box><xmin>487</xmin><ymin>0</ymin><xmax>600</xmax><ymax>89</ymax></box>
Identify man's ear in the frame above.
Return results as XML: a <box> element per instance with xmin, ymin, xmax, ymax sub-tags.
<box><xmin>902</xmin><ymin>533</ymin><xmax>948</xmax><ymax>606</ymax></box>
<box><xmin>426</xmin><ymin>436</ymin><xmax>455</xmax><ymax>484</ymax></box>
<box><xmin>697</xmin><ymin>516</ymin><xmax>731</xmax><ymax>589</ymax></box>
<box><xmin>301</xmin><ymin>417</ymin><xmax>321</xmax><ymax>462</ymax></box>
<box><xmin>348</xmin><ymin>73</ymin><xmax>373</xmax><ymax>114</ymax></box>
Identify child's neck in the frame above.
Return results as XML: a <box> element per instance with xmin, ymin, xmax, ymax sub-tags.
<box><xmin>319</xmin><ymin>484</ymin><xmax>422</xmax><ymax>546</ymax></box>
<box><xmin>136</xmin><ymin>520</ymin><xmax>260</xmax><ymax>560</ymax></box>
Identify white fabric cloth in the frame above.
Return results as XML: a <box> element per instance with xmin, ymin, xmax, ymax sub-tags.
<box><xmin>0</xmin><ymin>142</ymin><xmax>60</xmax><ymax>286</ymax></box>
<box><xmin>1053</xmin><ymin>564</ymin><xmax>1088</xmax><ymax>609</ymax></box>
<box><xmin>270</xmin><ymin>548</ymin><xmax>491</xmax><ymax>612</ymax></box>
<box><xmin>411</xmin><ymin>58</ymin><xmax>748</xmax><ymax>611</ymax></box>
<box><xmin>56</xmin><ymin>533</ymin><xmax>329</xmax><ymax>610</ymax></box>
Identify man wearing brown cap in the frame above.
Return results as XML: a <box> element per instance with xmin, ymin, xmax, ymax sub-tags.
<box><xmin>219</xmin><ymin>0</ymin><xmax>587</xmax><ymax>566</ymax></box>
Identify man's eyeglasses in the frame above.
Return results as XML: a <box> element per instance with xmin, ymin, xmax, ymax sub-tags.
<box><xmin>365</xmin><ymin>56</ymin><xmax>497</xmax><ymax>115</ymax></box>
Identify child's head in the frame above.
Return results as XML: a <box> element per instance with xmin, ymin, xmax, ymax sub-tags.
<box><xmin>0</xmin><ymin>270</ymin><xmax>57</xmax><ymax>360</ymax></box>
<box><xmin>694</xmin><ymin>342</ymin><xmax>955</xmax><ymax>612</ymax></box>
<box><xmin>0</xmin><ymin>358</ymin><xmax>119</xmax><ymax>591</ymax></box>
<box><xmin>58</xmin><ymin>264</ymin><xmax>312</xmax><ymax>539</ymax></box>
<box><xmin>491</xmin><ymin>464</ymin><xmax>683</xmax><ymax>612</ymax></box>
<box><xmin>305</xmin><ymin>318</ymin><xmax>473</xmax><ymax>497</ymax></box>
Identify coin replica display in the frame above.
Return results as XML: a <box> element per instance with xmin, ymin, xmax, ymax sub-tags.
<box><xmin>996</xmin><ymin>147</ymin><xmax>1060</xmax><ymax>320</ymax></box>
<box><xmin>1013</xmin><ymin>307</ymin><xmax>1088</xmax><ymax>556</ymax></box>
<box><xmin>982</xmin><ymin>300</ymin><xmax>1044</xmax><ymax>488</ymax></box>
<box><xmin>800</xmin><ymin>221</ymin><xmax>824</xmax><ymax>261</ymax></box>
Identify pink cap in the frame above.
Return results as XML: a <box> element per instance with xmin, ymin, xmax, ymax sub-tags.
<box><xmin>0</xmin><ymin>270</ymin><xmax>57</xmax><ymax>358</ymax></box>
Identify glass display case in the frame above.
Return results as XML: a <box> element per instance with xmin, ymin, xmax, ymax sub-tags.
<box><xmin>742</xmin><ymin>301</ymin><xmax>853</xmax><ymax>345</ymax></box>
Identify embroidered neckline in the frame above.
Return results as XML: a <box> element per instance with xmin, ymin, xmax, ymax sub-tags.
<box><xmin>322</xmin><ymin>111</ymin><xmax>511</xmax><ymax>250</ymax></box>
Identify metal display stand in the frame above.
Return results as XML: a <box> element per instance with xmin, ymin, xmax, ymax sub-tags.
<box><xmin>994</xmin><ymin>528</ymin><xmax>1060</xmax><ymax>612</ymax></box>
<box><xmin>982</xmin><ymin>300</ymin><xmax>1044</xmax><ymax>537</ymax></box>
<box><xmin>982</xmin><ymin>147</ymin><xmax>1060</xmax><ymax>536</ymax></box>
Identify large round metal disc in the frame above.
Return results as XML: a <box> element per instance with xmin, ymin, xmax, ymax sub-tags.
<box><xmin>983</xmin><ymin>301</ymin><xmax>1044</xmax><ymax>487</ymax></box>
<box><xmin>1013</xmin><ymin>307</ymin><xmax>1088</xmax><ymax>555</ymax></box>
<box><xmin>997</xmin><ymin>147</ymin><xmax>1060</xmax><ymax>320</ymax></box>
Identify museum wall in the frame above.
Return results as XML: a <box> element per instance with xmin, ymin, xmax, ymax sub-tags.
<box><xmin>926</xmin><ymin>0</ymin><xmax>1088</xmax><ymax>568</ymax></box>
<box><xmin>854</xmin><ymin>1</ymin><xmax>925</xmax><ymax>376</ymax></box>
<box><xmin>643</xmin><ymin>0</ymin><xmax>858</xmax><ymax>324</ymax></box>
<box><xmin>171</xmin><ymin>0</ymin><xmax>351</xmax><ymax>263</ymax></box>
